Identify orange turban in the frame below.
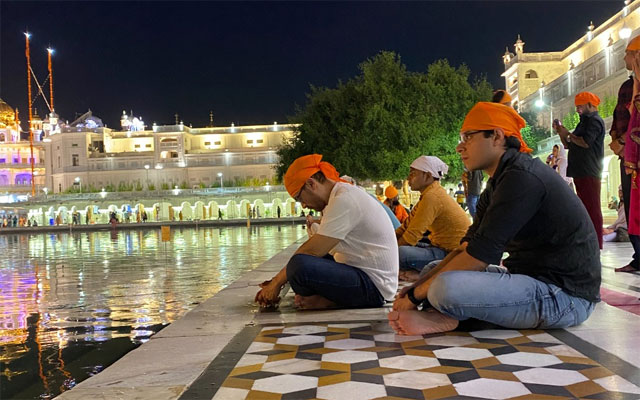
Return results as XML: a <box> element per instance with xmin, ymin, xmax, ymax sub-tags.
<box><xmin>461</xmin><ymin>102</ymin><xmax>532</xmax><ymax>153</ymax></box>
<box><xmin>283</xmin><ymin>154</ymin><xmax>343</xmax><ymax>198</ymax></box>
<box><xmin>494</xmin><ymin>90</ymin><xmax>512</xmax><ymax>105</ymax></box>
<box><xmin>385</xmin><ymin>186</ymin><xmax>398</xmax><ymax>199</ymax></box>
<box><xmin>627</xmin><ymin>35</ymin><xmax>640</xmax><ymax>51</ymax></box>
<box><xmin>574</xmin><ymin>92</ymin><xmax>600</xmax><ymax>107</ymax></box>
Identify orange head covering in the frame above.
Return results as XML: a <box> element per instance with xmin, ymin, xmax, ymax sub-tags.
<box><xmin>385</xmin><ymin>185</ymin><xmax>398</xmax><ymax>199</ymax></box>
<box><xmin>574</xmin><ymin>92</ymin><xmax>600</xmax><ymax>107</ymax></box>
<box><xmin>283</xmin><ymin>154</ymin><xmax>344</xmax><ymax>198</ymax></box>
<box><xmin>493</xmin><ymin>90</ymin><xmax>512</xmax><ymax>105</ymax></box>
<box><xmin>627</xmin><ymin>35</ymin><xmax>640</xmax><ymax>51</ymax></box>
<box><xmin>461</xmin><ymin>102</ymin><xmax>532</xmax><ymax>153</ymax></box>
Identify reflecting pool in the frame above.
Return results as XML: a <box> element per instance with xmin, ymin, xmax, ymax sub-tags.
<box><xmin>0</xmin><ymin>225</ymin><xmax>305</xmax><ymax>399</ymax></box>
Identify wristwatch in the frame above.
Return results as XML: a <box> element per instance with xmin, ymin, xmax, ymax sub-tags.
<box><xmin>406</xmin><ymin>287</ymin><xmax>422</xmax><ymax>306</ymax></box>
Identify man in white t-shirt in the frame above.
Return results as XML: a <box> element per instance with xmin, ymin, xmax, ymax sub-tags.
<box><xmin>255</xmin><ymin>154</ymin><xmax>399</xmax><ymax>309</ymax></box>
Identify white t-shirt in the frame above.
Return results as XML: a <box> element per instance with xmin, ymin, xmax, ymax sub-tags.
<box><xmin>316</xmin><ymin>182</ymin><xmax>399</xmax><ymax>300</ymax></box>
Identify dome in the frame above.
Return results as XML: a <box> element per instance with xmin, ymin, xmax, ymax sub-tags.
<box><xmin>0</xmin><ymin>99</ymin><xmax>15</xmax><ymax>115</ymax></box>
<box><xmin>0</xmin><ymin>99</ymin><xmax>16</xmax><ymax>127</ymax></box>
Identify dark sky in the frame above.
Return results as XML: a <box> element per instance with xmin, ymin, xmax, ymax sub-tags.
<box><xmin>0</xmin><ymin>1</ymin><xmax>625</xmax><ymax>128</ymax></box>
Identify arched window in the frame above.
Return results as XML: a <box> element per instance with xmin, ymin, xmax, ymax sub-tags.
<box><xmin>525</xmin><ymin>70</ymin><xmax>538</xmax><ymax>79</ymax></box>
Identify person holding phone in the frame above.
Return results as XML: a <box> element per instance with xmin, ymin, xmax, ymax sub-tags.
<box><xmin>554</xmin><ymin>92</ymin><xmax>605</xmax><ymax>249</ymax></box>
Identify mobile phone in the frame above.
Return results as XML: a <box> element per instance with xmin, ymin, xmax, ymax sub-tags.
<box><xmin>553</xmin><ymin>119</ymin><xmax>562</xmax><ymax>127</ymax></box>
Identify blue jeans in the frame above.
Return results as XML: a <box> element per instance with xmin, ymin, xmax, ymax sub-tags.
<box><xmin>426</xmin><ymin>266</ymin><xmax>596</xmax><ymax>329</ymax></box>
<box><xmin>467</xmin><ymin>195</ymin><xmax>479</xmax><ymax>218</ymax></box>
<box><xmin>286</xmin><ymin>254</ymin><xmax>385</xmax><ymax>308</ymax></box>
<box><xmin>399</xmin><ymin>244</ymin><xmax>448</xmax><ymax>272</ymax></box>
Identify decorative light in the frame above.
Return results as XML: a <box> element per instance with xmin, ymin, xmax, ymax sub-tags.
<box><xmin>47</xmin><ymin>48</ymin><xmax>54</xmax><ymax>54</ymax></box>
<box><xmin>24</xmin><ymin>32</ymin><xmax>31</xmax><ymax>39</ymax></box>
<box><xmin>620</xmin><ymin>26</ymin><xmax>632</xmax><ymax>39</ymax></box>
<box><xmin>535</xmin><ymin>99</ymin><xmax>545</xmax><ymax>108</ymax></box>
<box><xmin>155</xmin><ymin>164</ymin><xmax>163</xmax><ymax>170</ymax></box>
<box><xmin>144</xmin><ymin>164</ymin><xmax>150</xmax><ymax>170</ymax></box>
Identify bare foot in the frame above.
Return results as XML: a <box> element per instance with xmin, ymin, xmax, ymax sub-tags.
<box><xmin>387</xmin><ymin>309</ymin><xmax>459</xmax><ymax>335</ymax></box>
<box><xmin>615</xmin><ymin>264</ymin><xmax>639</xmax><ymax>273</ymax></box>
<box><xmin>294</xmin><ymin>294</ymin><xmax>337</xmax><ymax>310</ymax></box>
<box><xmin>398</xmin><ymin>269</ymin><xmax>420</xmax><ymax>282</ymax></box>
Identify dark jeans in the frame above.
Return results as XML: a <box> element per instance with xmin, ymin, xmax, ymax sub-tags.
<box><xmin>620</xmin><ymin>160</ymin><xmax>640</xmax><ymax>269</ymax></box>
<box><xmin>286</xmin><ymin>254</ymin><xmax>385</xmax><ymax>308</ymax></box>
<box><xmin>574</xmin><ymin>176</ymin><xmax>603</xmax><ymax>249</ymax></box>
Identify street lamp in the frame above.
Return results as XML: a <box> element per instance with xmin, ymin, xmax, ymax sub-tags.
<box><xmin>144</xmin><ymin>164</ymin><xmax>150</xmax><ymax>188</ymax></box>
<box><xmin>217</xmin><ymin>172</ymin><xmax>223</xmax><ymax>189</ymax></box>
<box><xmin>74</xmin><ymin>176</ymin><xmax>82</xmax><ymax>193</ymax></box>
<box><xmin>535</xmin><ymin>99</ymin><xmax>554</xmax><ymax>137</ymax></box>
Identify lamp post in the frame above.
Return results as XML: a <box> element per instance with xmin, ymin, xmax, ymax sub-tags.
<box><xmin>74</xmin><ymin>176</ymin><xmax>81</xmax><ymax>193</ymax></box>
<box><xmin>535</xmin><ymin>99</ymin><xmax>554</xmax><ymax>137</ymax></box>
<box><xmin>217</xmin><ymin>172</ymin><xmax>223</xmax><ymax>190</ymax></box>
<box><xmin>144</xmin><ymin>164</ymin><xmax>150</xmax><ymax>189</ymax></box>
<box><xmin>155</xmin><ymin>164</ymin><xmax>163</xmax><ymax>193</ymax></box>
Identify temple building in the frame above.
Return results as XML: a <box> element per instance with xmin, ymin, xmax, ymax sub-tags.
<box><xmin>0</xmin><ymin>99</ymin><xmax>45</xmax><ymax>190</ymax></box>
<box><xmin>501</xmin><ymin>0</ymin><xmax>640</xmax><ymax>204</ymax></box>
<box><xmin>41</xmin><ymin>110</ymin><xmax>296</xmax><ymax>193</ymax></box>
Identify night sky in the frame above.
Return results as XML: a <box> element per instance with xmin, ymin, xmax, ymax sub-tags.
<box><xmin>0</xmin><ymin>1</ymin><xmax>625</xmax><ymax>129</ymax></box>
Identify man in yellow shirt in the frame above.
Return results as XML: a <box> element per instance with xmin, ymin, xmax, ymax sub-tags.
<box><xmin>396</xmin><ymin>156</ymin><xmax>471</xmax><ymax>281</ymax></box>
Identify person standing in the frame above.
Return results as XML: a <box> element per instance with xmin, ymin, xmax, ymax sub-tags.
<box><xmin>554</xmin><ymin>92</ymin><xmax>605</xmax><ymax>249</ymax></box>
<box><xmin>464</xmin><ymin>170</ymin><xmax>483</xmax><ymax>218</ymax></box>
<box><xmin>612</xmin><ymin>36</ymin><xmax>640</xmax><ymax>272</ymax></box>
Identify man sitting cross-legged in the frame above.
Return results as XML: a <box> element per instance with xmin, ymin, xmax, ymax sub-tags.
<box><xmin>396</xmin><ymin>156</ymin><xmax>470</xmax><ymax>281</ymax></box>
<box><xmin>255</xmin><ymin>154</ymin><xmax>398</xmax><ymax>310</ymax></box>
<box><xmin>388</xmin><ymin>102</ymin><xmax>601</xmax><ymax>335</ymax></box>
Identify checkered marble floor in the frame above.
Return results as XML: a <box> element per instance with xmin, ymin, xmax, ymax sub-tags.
<box><xmin>207</xmin><ymin>322</ymin><xmax>640</xmax><ymax>400</ymax></box>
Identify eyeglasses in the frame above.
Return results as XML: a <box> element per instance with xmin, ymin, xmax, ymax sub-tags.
<box><xmin>294</xmin><ymin>185</ymin><xmax>306</xmax><ymax>203</ymax></box>
<box><xmin>459</xmin><ymin>130</ymin><xmax>493</xmax><ymax>143</ymax></box>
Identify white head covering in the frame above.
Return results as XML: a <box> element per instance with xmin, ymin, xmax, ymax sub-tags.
<box><xmin>410</xmin><ymin>156</ymin><xmax>449</xmax><ymax>179</ymax></box>
<box><xmin>340</xmin><ymin>175</ymin><xmax>356</xmax><ymax>185</ymax></box>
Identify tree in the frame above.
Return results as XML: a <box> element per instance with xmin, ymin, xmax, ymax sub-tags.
<box><xmin>519</xmin><ymin>111</ymin><xmax>553</xmax><ymax>153</ymax></box>
<box><xmin>276</xmin><ymin>52</ymin><xmax>492</xmax><ymax>183</ymax></box>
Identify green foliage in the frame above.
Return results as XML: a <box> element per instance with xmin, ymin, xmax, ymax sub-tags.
<box><xmin>135</xmin><ymin>181</ymin><xmax>144</xmax><ymax>191</ymax></box>
<box><xmin>147</xmin><ymin>183</ymin><xmax>156</xmax><ymax>191</ymax></box>
<box><xmin>599</xmin><ymin>96</ymin><xmax>616</xmax><ymax>119</ymax></box>
<box><xmin>161</xmin><ymin>183</ymin><xmax>170</xmax><ymax>190</ymax></box>
<box><xmin>276</xmin><ymin>52</ymin><xmax>492</xmax><ymax>183</ymax></box>
<box><xmin>105</xmin><ymin>183</ymin><xmax>116</xmax><ymax>192</ymax></box>
<box><xmin>562</xmin><ymin>111</ymin><xmax>580</xmax><ymax>131</ymax></box>
<box><xmin>519</xmin><ymin>111</ymin><xmax>552</xmax><ymax>154</ymax></box>
<box><xmin>179</xmin><ymin>181</ymin><xmax>188</xmax><ymax>189</ymax></box>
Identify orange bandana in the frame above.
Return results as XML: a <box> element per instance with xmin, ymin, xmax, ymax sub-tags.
<box><xmin>283</xmin><ymin>154</ymin><xmax>344</xmax><ymax>198</ymax></box>
<box><xmin>574</xmin><ymin>92</ymin><xmax>600</xmax><ymax>106</ymax></box>
<box><xmin>461</xmin><ymin>102</ymin><xmax>532</xmax><ymax>153</ymax></box>
<box><xmin>494</xmin><ymin>90</ymin><xmax>512</xmax><ymax>105</ymax></box>
<box><xmin>627</xmin><ymin>35</ymin><xmax>640</xmax><ymax>51</ymax></box>
<box><xmin>385</xmin><ymin>186</ymin><xmax>398</xmax><ymax>198</ymax></box>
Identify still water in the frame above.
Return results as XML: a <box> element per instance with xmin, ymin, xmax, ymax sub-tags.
<box><xmin>0</xmin><ymin>225</ymin><xmax>305</xmax><ymax>399</ymax></box>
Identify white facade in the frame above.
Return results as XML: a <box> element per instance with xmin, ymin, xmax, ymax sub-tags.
<box><xmin>43</xmin><ymin>114</ymin><xmax>297</xmax><ymax>193</ymax></box>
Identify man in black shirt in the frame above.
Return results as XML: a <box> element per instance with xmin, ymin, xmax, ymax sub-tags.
<box><xmin>389</xmin><ymin>102</ymin><xmax>600</xmax><ymax>335</ymax></box>
<box><xmin>555</xmin><ymin>91</ymin><xmax>605</xmax><ymax>249</ymax></box>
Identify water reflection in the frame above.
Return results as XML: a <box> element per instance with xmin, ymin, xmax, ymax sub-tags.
<box><xmin>0</xmin><ymin>225</ymin><xmax>304</xmax><ymax>399</ymax></box>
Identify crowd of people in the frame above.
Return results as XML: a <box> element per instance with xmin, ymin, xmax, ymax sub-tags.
<box><xmin>254</xmin><ymin>35</ymin><xmax>640</xmax><ymax>335</ymax></box>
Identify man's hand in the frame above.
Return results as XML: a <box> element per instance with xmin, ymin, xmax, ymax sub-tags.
<box><xmin>603</xmin><ymin>228</ymin><xmax>614</xmax><ymax>235</ymax></box>
<box><xmin>392</xmin><ymin>295</ymin><xmax>418</xmax><ymax>311</ymax></box>
<box><xmin>255</xmin><ymin>279</ymin><xmax>282</xmax><ymax>307</ymax></box>
<box><xmin>305</xmin><ymin>215</ymin><xmax>314</xmax><ymax>230</ymax></box>
<box><xmin>625</xmin><ymin>167</ymin><xmax>634</xmax><ymax>175</ymax></box>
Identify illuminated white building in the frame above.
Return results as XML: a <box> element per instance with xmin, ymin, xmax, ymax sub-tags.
<box><xmin>43</xmin><ymin>110</ymin><xmax>296</xmax><ymax>193</ymax></box>
<box><xmin>501</xmin><ymin>0</ymin><xmax>640</xmax><ymax>202</ymax></box>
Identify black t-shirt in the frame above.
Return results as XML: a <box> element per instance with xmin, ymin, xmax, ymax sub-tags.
<box><xmin>463</xmin><ymin>149</ymin><xmax>601</xmax><ymax>302</ymax></box>
<box><xmin>567</xmin><ymin>111</ymin><xmax>605</xmax><ymax>179</ymax></box>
